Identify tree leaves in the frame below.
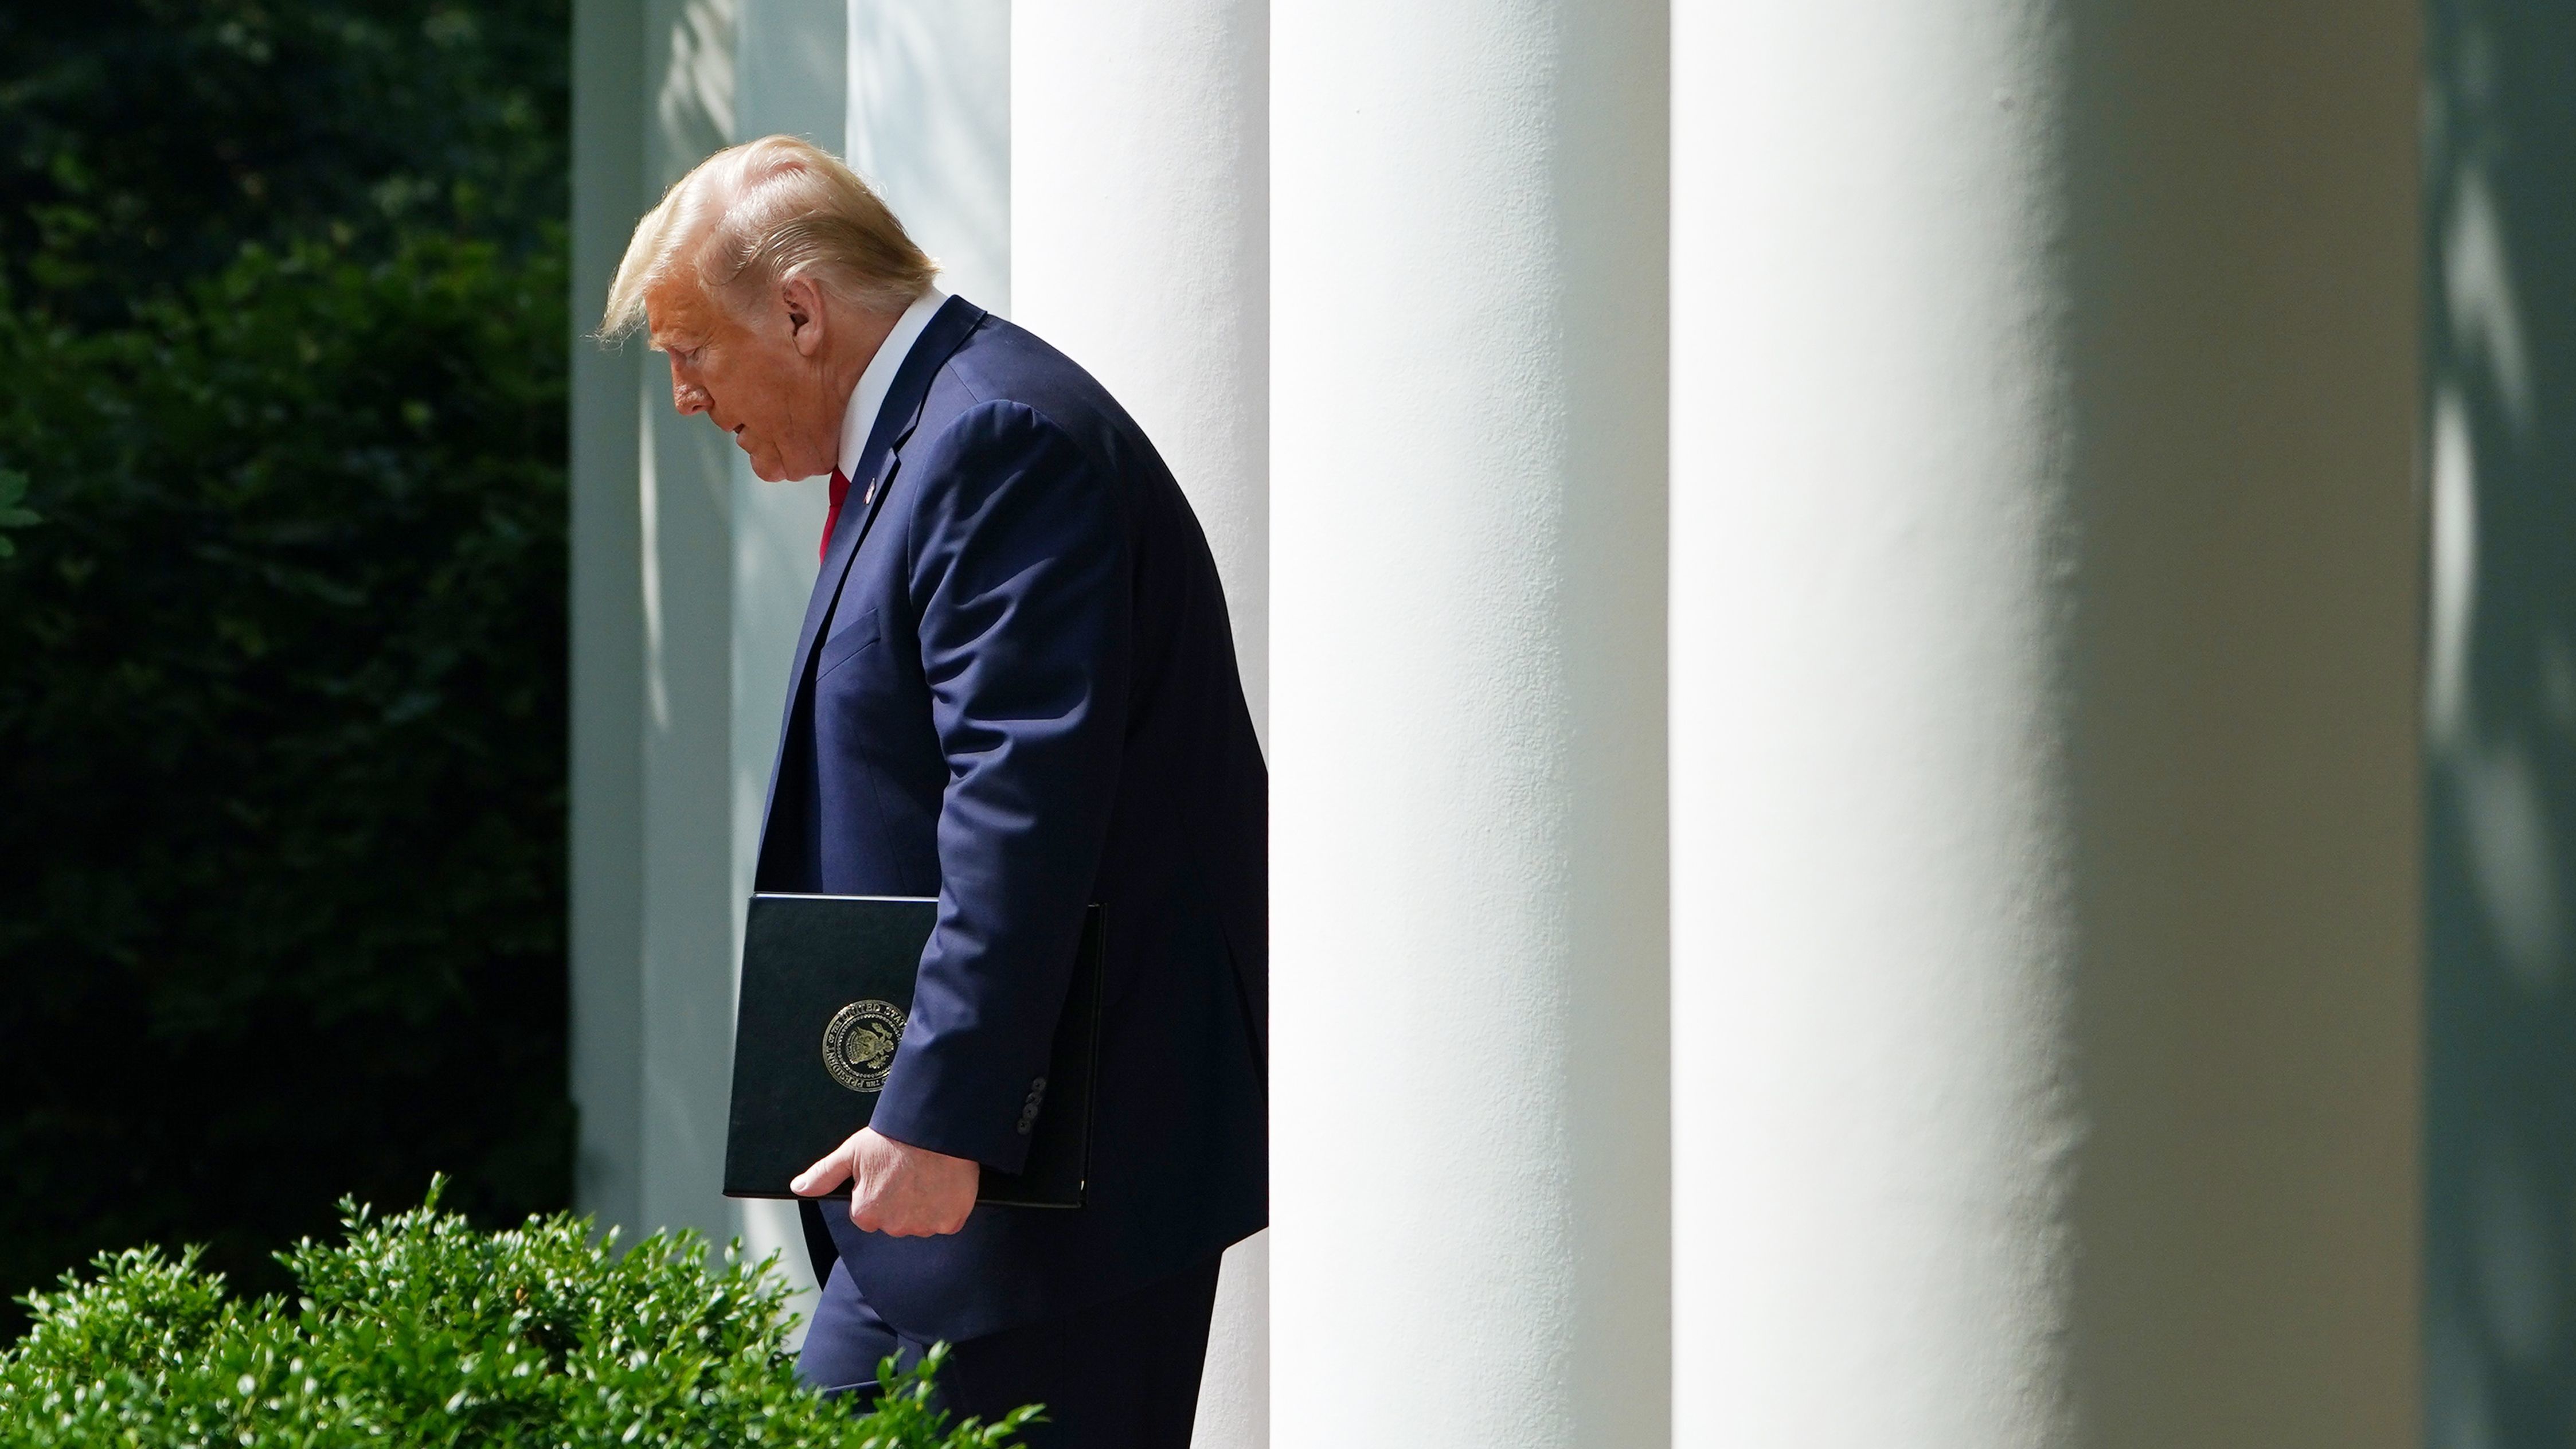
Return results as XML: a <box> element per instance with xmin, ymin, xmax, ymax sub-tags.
<box><xmin>0</xmin><ymin>0</ymin><xmax>573</xmax><ymax>1339</ymax></box>
<box><xmin>0</xmin><ymin>468</ymin><xmax>38</xmax><ymax>558</ymax></box>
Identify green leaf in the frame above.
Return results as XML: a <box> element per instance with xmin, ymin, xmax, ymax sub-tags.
<box><xmin>0</xmin><ymin>466</ymin><xmax>37</xmax><ymax>545</ymax></box>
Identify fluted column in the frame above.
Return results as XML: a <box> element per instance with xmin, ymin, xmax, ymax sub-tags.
<box><xmin>1271</xmin><ymin>3</ymin><xmax>1670</xmax><ymax>1445</ymax></box>
<box><xmin>1010</xmin><ymin>3</ymin><xmax>1270</xmax><ymax>1444</ymax></box>
<box><xmin>1669</xmin><ymin>1</ymin><xmax>2421</xmax><ymax>1444</ymax></box>
<box><xmin>1668</xmin><ymin>4</ymin><xmax>2079</xmax><ymax>1441</ymax></box>
<box><xmin>847</xmin><ymin>0</ymin><xmax>1010</xmax><ymax>313</ymax></box>
<box><xmin>1011</xmin><ymin>0</ymin><xmax>1267</xmax><ymax>738</ymax></box>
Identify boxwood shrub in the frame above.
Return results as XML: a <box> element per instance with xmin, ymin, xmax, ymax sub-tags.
<box><xmin>0</xmin><ymin>1183</ymin><xmax>1035</xmax><ymax>1448</ymax></box>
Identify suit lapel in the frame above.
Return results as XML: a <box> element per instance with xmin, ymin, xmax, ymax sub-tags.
<box><xmin>784</xmin><ymin>295</ymin><xmax>986</xmax><ymax>686</ymax></box>
<box><xmin>757</xmin><ymin>296</ymin><xmax>987</xmax><ymax>857</ymax></box>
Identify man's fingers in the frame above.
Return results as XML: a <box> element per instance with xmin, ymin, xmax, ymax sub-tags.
<box><xmin>828</xmin><ymin>1127</ymin><xmax>975</xmax><ymax>1237</ymax></box>
<box><xmin>789</xmin><ymin>1154</ymin><xmax>846</xmax><ymax>1196</ymax></box>
<box><xmin>791</xmin><ymin>1136</ymin><xmax>858</xmax><ymax>1197</ymax></box>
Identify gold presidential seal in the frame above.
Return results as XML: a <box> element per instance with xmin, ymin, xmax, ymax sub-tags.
<box><xmin>821</xmin><ymin>999</ymin><xmax>907</xmax><ymax>1093</ymax></box>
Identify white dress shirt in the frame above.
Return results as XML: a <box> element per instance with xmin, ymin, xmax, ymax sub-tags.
<box><xmin>837</xmin><ymin>287</ymin><xmax>951</xmax><ymax>482</ymax></box>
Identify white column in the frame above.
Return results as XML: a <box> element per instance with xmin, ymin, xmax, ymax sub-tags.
<box><xmin>847</xmin><ymin>0</ymin><xmax>1010</xmax><ymax>313</ymax></box>
<box><xmin>1271</xmin><ymin>3</ymin><xmax>1669</xmax><ymax>1446</ymax></box>
<box><xmin>1670</xmin><ymin>2</ymin><xmax>2421</xmax><ymax>1446</ymax></box>
<box><xmin>1669</xmin><ymin>3</ymin><xmax>2079</xmax><ymax>1442</ymax></box>
<box><xmin>1010</xmin><ymin>3</ymin><xmax>1269</xmax><ymax>1442</ymax></box>
<box><xmin>1011</xmin><ymin>0</ymin><xmax>1267</xmax><ymax>737</ymax></box>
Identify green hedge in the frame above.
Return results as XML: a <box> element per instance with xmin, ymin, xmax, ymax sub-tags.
<box><xmin>0</xmin><ymin>1183</ymin><xmax>1037</xmax><ymax>1448</ymax></box>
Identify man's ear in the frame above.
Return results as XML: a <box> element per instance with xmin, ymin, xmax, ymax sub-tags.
<box><xmin>781</xmin><ymin>276</ymin><xmax>828</xmax><ymax>357</ymax></box>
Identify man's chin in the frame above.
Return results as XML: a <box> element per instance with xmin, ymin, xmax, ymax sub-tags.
<box><xmin>733</xmin><ymin>440</ymin><xmax>819</xmax><ymax>485</ymax></box>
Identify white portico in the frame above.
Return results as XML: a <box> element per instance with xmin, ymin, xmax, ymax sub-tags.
<box><xmin>573</xmin><ymin>3</ymin><xmax>2430</xmax><ymax>1446</ymax></box>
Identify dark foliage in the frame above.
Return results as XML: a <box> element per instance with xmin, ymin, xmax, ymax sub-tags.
<box><xmin>0</xmin><ymin>1</ymin><xmax>564</xmax><ymax>325</ymax></box>
<box><xmin>0</xmin><ymin>1</ymin><xmax>572</xmax><ymax>1337</ymax></box>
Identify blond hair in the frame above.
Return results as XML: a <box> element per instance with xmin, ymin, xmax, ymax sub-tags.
<box><xmin>599</xmin><ymin>134</ymin><xmax>936</xmax><ymax>340</ymax></box>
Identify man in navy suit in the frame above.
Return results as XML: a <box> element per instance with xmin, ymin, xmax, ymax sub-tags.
<box><xmin>602</xmin><ymin>136</ymin><xmax>1266</xmax><ymax>1447</ymax></box>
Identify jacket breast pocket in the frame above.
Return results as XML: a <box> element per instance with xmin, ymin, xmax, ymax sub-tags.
<box><xmin>815</xmin><ymin>606</ymin><xmax>882</xmax><ymax>681</ymax></box>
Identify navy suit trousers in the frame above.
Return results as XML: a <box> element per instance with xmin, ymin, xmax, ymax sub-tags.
<box><xmin>797</xmin><ymin>1232</ymin><xmax>1221</xmax><ymax>1449</ymax></box>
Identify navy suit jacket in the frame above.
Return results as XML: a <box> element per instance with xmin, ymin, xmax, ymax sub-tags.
<box><xmin>755</xmin><ymin>296</ymin><xmax>1268</xmax><ymax>1342</ymax></box>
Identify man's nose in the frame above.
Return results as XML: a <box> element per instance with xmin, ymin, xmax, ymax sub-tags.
<box><xmin>669</xmin><ymin>363</ymin><xmax>709</xmax><ymax>416</ymax></box>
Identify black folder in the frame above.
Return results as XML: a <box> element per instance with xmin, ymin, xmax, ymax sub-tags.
<box><xmin>722</xmin><ymin>893</ymin><xmax>1101</xmax><ymax>1209</ymax></box>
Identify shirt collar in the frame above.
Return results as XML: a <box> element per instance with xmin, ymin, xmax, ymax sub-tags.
<box><xmin>837</xmin><ymin>287</ymin><xmax>949</xmax><ymax>481</ymax></box>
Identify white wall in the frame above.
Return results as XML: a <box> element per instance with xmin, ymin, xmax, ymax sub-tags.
<box><xmin>2420</xmin><ymin>4</ymin><xmax>2576</xmax><ymax>1442</ymax></box>
<box><xmin>1011</xmin><ymin>3</ymin><xmax>1270</xmax><ymax>1442</ymax></box>
<box><xmin>2059</xmin><ymin>5</ymin><xmax>2422</xmax><ymax>1441</ymax></box>
<box><xmin>1271</xmin><ymin>2</ymin><xmax>1671</xmax><ymax>1444</ymax></box>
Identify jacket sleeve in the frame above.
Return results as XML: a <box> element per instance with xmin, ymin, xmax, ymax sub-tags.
<box><xmin>866</xmin><ymin>400</ymin><xmax>1128</xmax><ymax>1171</ymax></box>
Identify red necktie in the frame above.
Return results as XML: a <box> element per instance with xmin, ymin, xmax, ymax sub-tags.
<box><xmin>820</xmin><ymin>467</ymin><xmax>851</xmax><ymax>563</ymax></box>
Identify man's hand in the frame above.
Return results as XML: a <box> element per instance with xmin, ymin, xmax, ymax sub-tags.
<box><xmin>792</xmin><ymin>1127</ymin><xmax>980</xmax><ymax>1237</ymax></box>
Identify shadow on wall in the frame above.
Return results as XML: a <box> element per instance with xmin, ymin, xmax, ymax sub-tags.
<box><xmin>2426</xmin><ymin>2</ymin><xmax>2576</xmax><ymax>1443</ymax></box>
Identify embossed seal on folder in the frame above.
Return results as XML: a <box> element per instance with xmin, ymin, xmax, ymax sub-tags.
<box><xmin>821</xmin><ymin>999</ymin><xmax>907</xmax><ymax>1093</ymax></box>
<box><xmin>726</xmin><ymin>893</ymin><xmax>1102</xmax><ymax>1207</ymax></box>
